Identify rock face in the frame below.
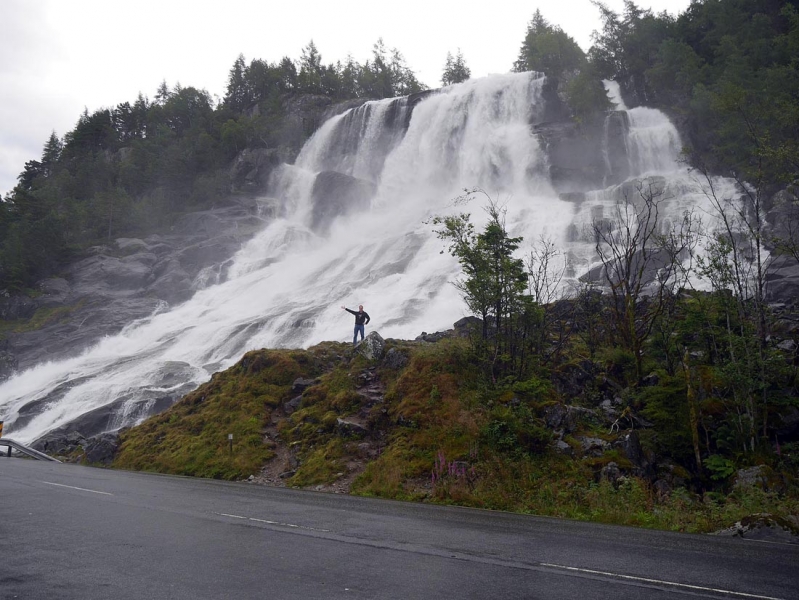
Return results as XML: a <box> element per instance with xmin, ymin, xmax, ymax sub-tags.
<box><xmin>0</xmin><ymin>350</ymin><xmax>17</xmax><ymax>382</ymax></box>
<box><xmin>764</xmin><ymin>183</ymin><xmax>799</xmax><ymax>304</ymax></box>
<box><xmin>2</xmin><ymin>196</ymin><xmax>271</xmax><ymax>372</ymax></box>
<box><xmin>714</xmin><ymin>513</ymin><xmax>799</xmax><ymax>544</ymax></box>
<box><xmin>357</xmin><ymin>332</ymin><xmax>386</xmax><ymax>361</ymax></box>
<box><xmin>83</xmin><ymin>432</ymin><xmax>120</xmax><ymax>465</ymax></box>
<box><xmin>310</xmin><ymin>171</ymin><xmax>376</xmax><ymax>233</ymax></box>
<box><xmin>533</xmin><ymin>113</ymin><xmax>630</xmax><ymax>193</ymax></box>
<box><xmin>229</xmin><ymin>148</ymin><xmax>286</xmax><ymax>193</ymax></box>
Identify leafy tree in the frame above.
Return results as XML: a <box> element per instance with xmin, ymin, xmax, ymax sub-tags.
<box><xmin>433</xmin><ymin>190</ymin><xmax>530</xmax><ymax>381</ymax></box>
<box><xmin>513</xmin><ymin>9</ymin><xmax>586</xmax><ymax>76</ymax></box>
<box><xmin>277</xmin><ymin>56</ymin><xmax>298</xmax><ymax>91</ymax></box>
<box><xmin>591</xmin><ymin>178</ymin><xmax>697</xmax><ymax>383</ymax></box>
<box><xmin>442</xmin><ymin>49</ymin><xmax>471</xmax><ymax>86</ymax></box>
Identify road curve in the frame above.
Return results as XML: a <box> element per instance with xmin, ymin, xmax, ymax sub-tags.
<box><xmin>1</xmin><ymin>459</ymin><xmax>796</xmax><ymax>600</ymax></box>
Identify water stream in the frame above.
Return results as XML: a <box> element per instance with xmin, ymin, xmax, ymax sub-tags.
<box><xmin>0</xmin><ymin>73</ymin><xmax>727</xmax><ymax>444</ymax></box>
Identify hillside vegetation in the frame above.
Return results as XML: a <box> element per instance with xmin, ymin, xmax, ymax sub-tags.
<box><xmin>114</xmin><ymin>311</ymin><xmax>799</xmax><ymax>534</ymax></box>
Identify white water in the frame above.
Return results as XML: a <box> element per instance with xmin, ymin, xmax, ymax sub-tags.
<box><xmin>0</xmin><ymin>73</ymin><xmax>728</xmax><ymax>444</ymax></box>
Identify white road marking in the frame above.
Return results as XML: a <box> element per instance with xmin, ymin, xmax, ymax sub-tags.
<box><xmin>216</xmin><ymin>512</ymin><xmax>329</xmax><ymax>532</ymax></box>
<box><xmin>217</xmin><ymin>512</ymin><xmax>784</xmax><ymax>598</ymax></box>
<box><xmin>540</xmin><ymin>563</ymin><xmax>785</xmax><ymax>600</ymax></box>
<box><xmin>40</xmin><ymin>481</ymin><xmax>113</xmax><ymax>496</ymax></box>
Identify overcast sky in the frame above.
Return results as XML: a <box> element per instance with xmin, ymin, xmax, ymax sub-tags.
<box><xmin>0</xmin><ymin>0</ymin><xmax>690</xmax><ymax>197</ymax></box>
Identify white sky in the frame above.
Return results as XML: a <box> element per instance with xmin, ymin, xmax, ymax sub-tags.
<box><xmin>0</xmin><ymin>0</ymin><xmax>690</xmax><ymax>197</ymax></box>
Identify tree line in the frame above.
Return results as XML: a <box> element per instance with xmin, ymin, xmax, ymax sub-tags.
<box><xmin>2</xmin><ymin>0</ymin><xmax>798</xmax><ymax>295</ymax></box>
<box><xmin>0</xmin><ymin>39</ymin><xmax>446</xmax><ymax>291</ymax></box>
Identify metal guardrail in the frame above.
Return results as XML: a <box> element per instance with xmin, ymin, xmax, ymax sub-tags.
<box><xmin>0</xmin><ymin>438</ymin><xmax>61</xmax><ymax>462</ymax></box>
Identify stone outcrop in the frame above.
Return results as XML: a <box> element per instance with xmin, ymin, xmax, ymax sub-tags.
<box><xmin>310</xmin><ymin>171</ymin><xmax>376</xmax><ymax>233</ymax></box>
<box><xmin>2</xmin><ymin>196</ymin><xmax>272</xmax><ymax>372</ymax></box>
<box><xmin>229</xmin><ymin>148</ymin><xmax>287</xmax><ymax>193</ymax></box>
<box><xmin>533</xmin><ymin>112</ymin><xmax>630</xmax><ymax>193</ymax></box>
<box><xmin>357</xmin><ymin>331</ymin><xmax>386</xmax><ymax>361</ymax></box>
<box><xmin>764</xmin><ymin>183</ymin><xmax>799</xmax><ymax>304</ymax></box>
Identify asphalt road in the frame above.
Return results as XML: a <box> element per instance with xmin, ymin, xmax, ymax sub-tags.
<box><xmin>1</xmin><ymin>458</ymin><xmax>797</xmax><ymax>600</ymax></box>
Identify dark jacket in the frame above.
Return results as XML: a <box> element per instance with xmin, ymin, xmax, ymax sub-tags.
<box><xmin>345</xmin><ymin>308</ymin><xmax>370</xmax><ymax>325</ymax></box>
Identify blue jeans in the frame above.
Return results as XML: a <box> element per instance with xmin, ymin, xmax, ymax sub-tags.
<box><xmin>353</xmin><ymin>324</ymin><xmax>365</xmax><ymax>345</ymax></box>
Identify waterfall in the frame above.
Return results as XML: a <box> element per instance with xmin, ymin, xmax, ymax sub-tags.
<box><xmin>0</xmin><ymin>71</ymin><xmax>576</xmax><ymax>444</ymax></box>
<box><xmin>0</xmin><ymin>74</ymin><xmax>740</xmax><ymax>445</ymax></box>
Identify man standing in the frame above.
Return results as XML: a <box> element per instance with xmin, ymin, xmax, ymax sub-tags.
<box><xmin>341</xmin><ymin>304</ymin><xmax>370</xmax><ymax>345</ymax></box>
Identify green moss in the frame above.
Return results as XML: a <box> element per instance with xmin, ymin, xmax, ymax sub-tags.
<box><xmin>289</xmin><ymin>439</ymin><xmax>345</xmax><ymax>487</ymax></box>
<box><xmin>111</xmin><ymin>327</ymin><xmax>799</xmax><ymax>534</ymax></box>
<box><xmin>0</xmin><ymin>302</ymin><xmax>83</xmax><ymax>341</ymax></box>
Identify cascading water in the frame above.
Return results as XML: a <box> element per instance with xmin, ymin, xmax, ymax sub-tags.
<box><xmin>0</xmin><ymin>72</ymin><xmax>731</xmax><ymax>445</ymax></box>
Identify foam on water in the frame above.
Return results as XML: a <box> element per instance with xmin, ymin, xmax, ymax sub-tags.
<box><xmin>0</xmin><ymin>73</ymin><xmax>734</xmax><ymax>444</ymax></box>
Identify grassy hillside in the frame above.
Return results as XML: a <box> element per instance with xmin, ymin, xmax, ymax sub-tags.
<box><xmin>113</xmin><ymin>333</ymin><xmax>799</xmax><ymax>534</ymax></box>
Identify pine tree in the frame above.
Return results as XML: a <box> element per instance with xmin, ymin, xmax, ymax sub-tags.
<box><xmin>224</xmin><ymin>54</ymin><xmax>249</xmax><ymax>112</ymax></box>
<box><xmin>40</xmin><ymin>131</ymin><xmax>63</xmax><ymax>177</ymax></box>
<box><xmin>441</xmin><ymin>49</ymin><xmax>471</xmax><ymax>86</ymax></box>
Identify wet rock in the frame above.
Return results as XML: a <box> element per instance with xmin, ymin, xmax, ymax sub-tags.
<box><xmin>382</xmin><ymin>348</ymin><xmax>409</xmax><ymax>370</ymax></box>
<box><xmin>32</xmin><ymin>430</ymin><xmax>87</xmax><ymax>456</ymax></box>
<box><xmin>357</xmin><ymin>331</ymin><xmax>386</xmax><ymax>361</ymax></box>
<box><xmin>82</xmin><ymin>432</ymin><xmax>120</xmax><ymax>465</ymax></box>
<box><xmin>284</xmin><ymin>395</ymin><xmax>303</xmax><ymax>415</ymax></box>
<box><xmin>554</xmin><ymin>439</ymin><xmax>573</xmax><ymax>456</ymax></box>
<box><xmin>616</xmin><ymin>430</ymin><xmax>653</xmax><ymax>478</ymax></box>
<box><xmin>599</xmin><ymin>398</ymin><xmax>619</xmax><ymax>419</ymax></box>
<box><xmin>575</xmin><ymin>436</ymin><xmax>610</xmax><ymax>456</ymax></box>
<box><xmin>453</xmin><ymin>316</ymin><xmax>481</xmax><ymax>338</ymax></box>
<box><xmin>714</xmin><ymin>513</ymin><xmax>799</xmax><ymax>544</ymax></box>
<box><xmin>415</xmin><ymin>331</ymin><xmax>449</xmax><ymax>342</ymax></box>
<box><xmin>545</xmin><ymin>404</ymin><xmax>601</xmax><ymax>433</ymax></box>
<box><xmin>600</xmin><ymin>461</ymin><xmax>623</xmax><ymax>485</ymax></box>
<box><xmin>653</xmin><ymin>479</ymin><xmax>672</xmax><ymax>501</ymax></box>
<box><xmin>733</xmin><ymin>465</ymin><xmax>784</xmax><ymax>493</ymax></box>
<box><xmin>229</xmin><ymin>148</ymin><xmax>282</xmax><ymax>192</ymax></box>
<box><xmin>6</xmin><ymin>196</ymin><xmax>272</xmax><ymax>373</ymax></box>
<box><xmin>0</xmin><ymin>291</ymin><xmax>37</xmax><ymax>320</ymax></box>
<box><xmin>291</xmin><ymin>377</ymin><xmax>317</xmax><ymax>394</ymax></box>
<box><xmin>309</xmin><ymin>171</ymin><xmax>376</xmax><ymax>233</ymax></box>
<box><xmin>0</xmin><ymin>351</ymin><xmax>18</xmax><ymax>382</ymax></box>
<box><xmin>336</xmin><ymin>418</ymin><xmax>368</xmax><ymax>438</ymax></box>
<box><xmin>552</xmin><ymin>361</ymin><xmax>595</xmax><ymax>399</ymax></box>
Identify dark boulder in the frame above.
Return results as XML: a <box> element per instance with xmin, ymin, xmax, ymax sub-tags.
<box><xmin>291</xmin><ymin>377</ymin><xmax>317</xmax><ymax>394</ymax></box>
<box><xmin>714</xmin><ymin>514</ymin><xmax>799</xmax><ymax>544</ymax></box>
<box><xmin>382</xmin><ymin>348</ymin><xmax>409</xmax><ymax>370</ymax></box>
<box><xmin>0</xmin><ymin>290</ymin><xmax>37</xmax><ymax>320</ymax></box>
<box><xmin>229</xmin><ymin>148</ymin><xmax>283</xmax><ymax>193</ymax></box>
<box><xmin>310</xmin><ymin>171</ymin><xmax>376</xmax><ymax>233</ymax></box>
<box><xmin>336</xmin><ymin>417</ymin><xmax>369</xmax><ymax>438</ymax></box>
<box><xmin>545</xmin><ymin>404</ymin><xmax>601</xmax><ymax>433</ymax></box>
<box><xmin>600</xmin><ymin>461</ymin><xmax>623</xmax><ymax>485</ymax></box>
<box><xmin>453</xmin><ymin>316</ymin><xmax>482</xmax><ymax>337</ymax></box>
<box><xmin>0</xmin><ymin>350</ymin><xmax>17</xmax><ymax>382</ymax></box>
<box><xmin>82</xmin><ymin>432</ymin><xmax>120</xmax><ymax>465</ymax></box>
<box><xmin>284</xmin><ymin>395</ymin><xmax>303</xmax><ymax>415</ymax></box>
<box><xmin>32</xmin><ymin>430</ymin><xmax>87</xmax><ymax>457</ymax></box>
<box><xmin>357</xmin><ymin>331</ymin><xmax>386</xmax><ymax>361</ymax></box>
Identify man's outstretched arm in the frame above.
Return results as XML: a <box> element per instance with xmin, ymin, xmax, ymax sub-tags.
<box><xmin>342</xmin><ymin>306</ymin><xmax>357</xmax><ymax>316</ymax></box>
